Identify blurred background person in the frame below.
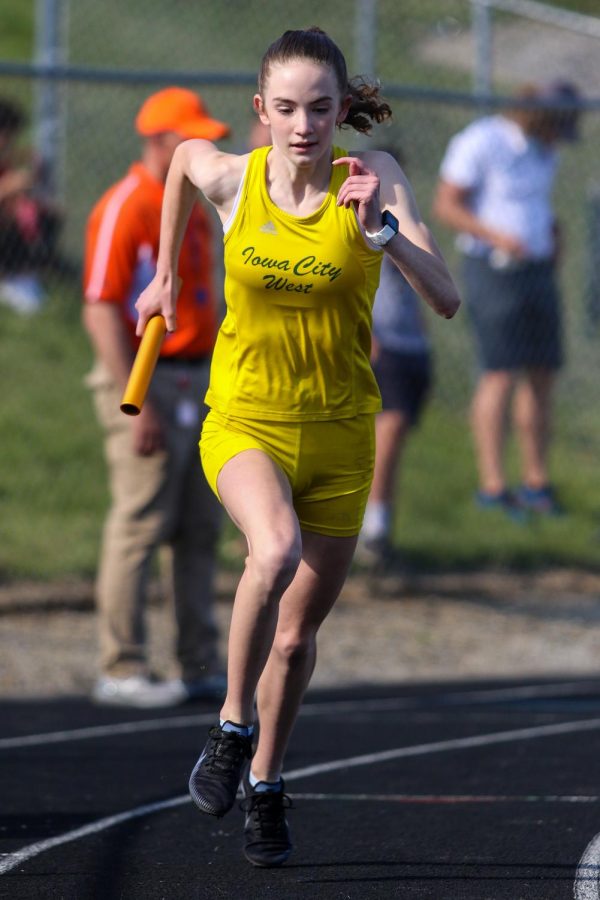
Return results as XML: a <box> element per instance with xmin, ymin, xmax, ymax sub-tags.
<box><xmin>359</xmin><ymin>255</ymin><xmax>432</xmax><ymax>565</ymax></box>
<box><xmin>0</xmin><ymin>96</ymin><xmax>63</xmax><ymax>314</ymax></box>
<box><xmin>83</xmin><ymin>87</ymin><xmax>229</xmax><ymax>708</ymax></box>
<box><xmin>432</xmin><ymin>80</ymin><xmax>581</xmax><ymax>519</ymax></box>
<box><xmin>359</xmin><ymin>147</ymin><xmax>432</xmax><ymax>566</ymax></box>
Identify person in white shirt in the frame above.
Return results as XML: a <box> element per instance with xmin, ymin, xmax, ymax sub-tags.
<box><xmin>433</xmin><ymin>81</ymin><xmax>580</xmax><ymax>518</ymax></box>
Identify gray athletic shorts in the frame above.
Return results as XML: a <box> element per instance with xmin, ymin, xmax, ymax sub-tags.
<box><xmin>462</xmin><ymin>256</ymin><xmax>563</xmax><ymax>371</ymax></box>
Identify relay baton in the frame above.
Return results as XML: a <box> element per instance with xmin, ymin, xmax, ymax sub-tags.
<box><xmin>120</xmin><ymin>315</ymin><xmax>167</xmax><ymax>416</ymax></box>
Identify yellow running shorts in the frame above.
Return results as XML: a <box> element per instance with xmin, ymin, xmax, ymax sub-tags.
<box><xmin>199</xmin><ymin>409</ymin><xmax>375</xmax><ymax>537</ymax></box>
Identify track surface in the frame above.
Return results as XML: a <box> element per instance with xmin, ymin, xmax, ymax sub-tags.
<box><xmin>3</xmin><ymin>677</ymin><xmax>600</xmax><ymax>899</ymax></box>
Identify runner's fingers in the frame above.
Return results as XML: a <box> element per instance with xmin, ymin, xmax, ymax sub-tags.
<box><xmin>337</xmin><ymin>182</ymin><xmax>380</xmax><ymax>207</ymax></box>
<box><xmin>333</xmin><ymin>156</ymin><xmax>377</xmax><ymax>179</ymax></box>
<box><xmin>337</xmin><ymin>175</ymin><xmax>379</xmax><ymax>200</ymax></box>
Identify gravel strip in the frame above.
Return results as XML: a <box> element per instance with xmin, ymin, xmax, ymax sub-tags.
<box><xmin>1</xmin><ymin>569</ymin><xmax>600</xmax><ymax>698</ymax></box>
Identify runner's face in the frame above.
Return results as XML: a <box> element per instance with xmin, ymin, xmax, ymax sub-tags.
<box><xmin>255</xmin><ymin>60</ymin><xmax>349</xmax><ymax>166</ymax></box>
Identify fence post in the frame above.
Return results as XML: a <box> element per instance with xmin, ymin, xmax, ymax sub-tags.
<box><xmin>471</xmin><ymin>0</ymin><xmax>493</xmax><ymax>102</ymax></box>
<box><xmin>585</xmin><ymin>182</ymin><xmax>600</xmax><ymax>329</ymax></box>
<box><xmin>355</xmin><ymin>0</ymin><xmax>377</xmax><ymax>78</ymax></box>
<box><xmin>34</xmin><ymin>0</ymin><xmax>68</xmax><ymax>197</ymax></box>
<box><xmin>354</xmin><ymin>0</ymin><xmax>378</xmax><ymax>151</ymax></box>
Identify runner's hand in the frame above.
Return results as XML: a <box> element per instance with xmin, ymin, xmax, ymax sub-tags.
<box><xmin>334</xmin><ymin>156</ymin><xmax>382</xmax><ymax>233</ymax></box>
<box><xmin>135</xmin><ymin>274</ymin><xmax>181</xmax><ymax>336</ymax></box>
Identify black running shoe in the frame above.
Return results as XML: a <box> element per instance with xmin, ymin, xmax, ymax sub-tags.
<box><xmin>241</xmin><ymin>771</ymin><xmax>293</xmax><ymax>867</ymax></box>
<box><xmin>188</xmin><ymin>723</ymin><xmax>253</xmax><ymax>818</ymax></box>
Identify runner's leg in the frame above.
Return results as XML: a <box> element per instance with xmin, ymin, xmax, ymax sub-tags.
<box><xmin>216</xmin><ymin>449</ymin><xmax>303</xmax><ymax>726</ymax></box>
<box><xmin>251</xmin><ymin>530</ymin><xmax>357</xmax><ymax>782</ymax></box>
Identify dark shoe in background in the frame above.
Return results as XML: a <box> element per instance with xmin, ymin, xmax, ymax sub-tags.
<box><xmin>516</xmin><ymin>484</ymin><xmax>565</xmax><ymax>516</ymax></box>
<box><xmin>475</xmin><ymin>489</ymin><xmax>529</xmax><ymax>523</ymax></box>
<box><xmin>174</xmin><ymin>673</ymin><xmax>227</xmax><ymax>702</ymax></box>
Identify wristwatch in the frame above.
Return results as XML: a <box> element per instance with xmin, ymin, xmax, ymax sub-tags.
<box><xmin>365</xmin><ymin>210</ymin><xmax>399</xmax><ymax>247</ymax></box>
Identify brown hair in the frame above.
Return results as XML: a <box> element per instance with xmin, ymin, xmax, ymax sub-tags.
<box><xmin>258</xmin><ymin>27</ymin><xmax>392</xmax><ymax>135</ymax></box>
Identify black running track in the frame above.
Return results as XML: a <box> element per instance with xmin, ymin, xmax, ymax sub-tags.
<box><xmin>3</xmin><ymin>677</ymin><xmax>600</xmax><ymax>899</ymax></box>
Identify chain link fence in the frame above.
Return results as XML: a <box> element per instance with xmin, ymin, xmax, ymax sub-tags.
<box><xmin>0</xmin><ymin>0</ymin><xmax>599</xmax><ymax>578</ymax></box>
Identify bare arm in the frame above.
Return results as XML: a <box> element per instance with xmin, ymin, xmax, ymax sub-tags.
<box><xmin>335</xmin><ymin>152</ymin><xmax>461</xmax><ymax>319</ymax></box>
<box><xmin>136</xmin><ymin>140</ymin><xmax>246</xmax><ymax>336</ymax></box>
<box><xmin>432</xmin><ymin>179</ymin><xmax>528</xmax><ymax>258</ymax></box>
<box><xmin>135</xmin><ymin>143</ymin><xmax>200</xmax><ymax>335</ymax></box>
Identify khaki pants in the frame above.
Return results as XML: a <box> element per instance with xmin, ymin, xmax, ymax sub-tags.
<box><xmin>87</xmin><ymin>359</ymin><xmax>222</xmax><ymax>679</ymax></box>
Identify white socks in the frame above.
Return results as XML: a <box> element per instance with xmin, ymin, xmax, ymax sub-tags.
<box><xmin>361</xmin><ymin>502</ymin><xmax>391</xmax><ymax>541</ymax></box>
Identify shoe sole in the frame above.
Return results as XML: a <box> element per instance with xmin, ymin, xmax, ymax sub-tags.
<box><xmin>243</xmin><ymin>848</ymin><xmax>292</xmax><ymax>867</ymax></box>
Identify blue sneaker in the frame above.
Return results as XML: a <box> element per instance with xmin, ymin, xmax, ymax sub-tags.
<box><xmin>517</xmin><ymin>484</ymin><xmax>564</xmax><ymax>516</ymax></box>
<box><xmin>475</xmin><ymin>489</ymin><xmax>528</xmax><ymax>522</ymax></box>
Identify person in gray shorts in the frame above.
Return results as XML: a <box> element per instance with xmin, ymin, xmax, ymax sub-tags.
<box><xmin>433</xmin><ymin>80</ymin><xmax>581</xmax><ymax>517</ymax></box>
<box><xmin>463</xmin><ymin>256</ymin><xmax>562</xmax><ymax>373</ymax></box>
<box><xmin>359</xmin><ymin>254</ymin><xmax>432</xmax><ymax>561</ymax></box>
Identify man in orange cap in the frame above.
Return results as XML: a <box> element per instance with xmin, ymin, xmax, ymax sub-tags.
<box><xmin>82</xmin><ymin>87</ymin><xmax>230</xmax><ymax>707</ymax></box>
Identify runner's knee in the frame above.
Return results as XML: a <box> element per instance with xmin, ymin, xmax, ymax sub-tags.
<box><xmin>245</xmin><ymin>532</ymin><xmax>301</xmax><ymax>597</ymax></box>
<box><xmin>272</xmin><ymin>630</ymin><xmax>315</xmax><ymax>668</ymax></box>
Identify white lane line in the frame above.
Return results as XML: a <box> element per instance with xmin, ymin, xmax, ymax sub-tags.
<box><xmin>0</xmin><ymin>795</ymin><xmax>189</xmax><ymax>875</ymax></box>
<box><xmin>0</xmin><ymin>712</ymin><xmax>217</xmax><ymax>750</ymax></box>
<box><xmin>574</xmin><ymin>832</ymin><xmax>600</xmax><ymax>899</ymax></box>
<box><xmin>304</xmin><ymin>682</ymin><xmax>600</xmax><ymax>715</ymax></box>
<box><xmin>2</xmin><ymin>680</ymin><xmax>597</xmax><ymax>750</ymax></box>
<box><xmin>291</xmin><ymin>792</ymin><xmax>600</xmax><ymax>805</ymax></box>
<box><xmin>4</xmin><ymin>714</ymin><xmax>600</xmax><ymax>876</ymax></box>
<box><xmin>283</xmin><ymin>716</ymin><xmax>600</xmax><ymax>781</ymax></box>
<box><xmin>419</xmin><ymin>681</ymin><xmax>600</xmax><ymax>705</ymax></box>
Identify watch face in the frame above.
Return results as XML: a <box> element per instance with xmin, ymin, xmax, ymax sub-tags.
<box><xmin>382</xmin><ymin>210</ymin><xmax>399</xmax><ymax>232</ymax></box>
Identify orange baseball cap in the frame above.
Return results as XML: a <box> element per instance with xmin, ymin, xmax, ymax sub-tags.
<box><xmin>135</xmin><ymin>87</ymin><xmax>230</xmax><ymax>141</ymax></box>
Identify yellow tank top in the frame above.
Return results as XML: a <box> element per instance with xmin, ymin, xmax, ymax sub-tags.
<box><xmin>205</xmin><ymin>145</ymin><xmax>383</xmax><ymax>421</ymax></box>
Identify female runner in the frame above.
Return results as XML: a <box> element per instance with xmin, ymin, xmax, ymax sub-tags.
<box><xmin>136</xmin><ymin>26</ymin><xmax>460</xmax><ymax>867</ymax></box>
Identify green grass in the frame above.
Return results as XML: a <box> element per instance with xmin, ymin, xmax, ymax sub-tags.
<box><xmin>394</xmin><ymin>402</ymin><xmax>600</xmax><ymax>571</ymax></box>
<box><xmin>0</xmin><ymin>3</ymin><xmax>33</xmax><ymax>60</ymax></box>
<box><xmin>0</xmin><ymin>283</ymin><xmax>108</xmax><ymax>580</ymax></box>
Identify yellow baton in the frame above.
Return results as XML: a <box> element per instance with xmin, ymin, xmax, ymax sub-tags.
<box><xmin>120</xmin><ymin>315</ymin><xmax>167</xmax><ymax>416</ymax></box>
